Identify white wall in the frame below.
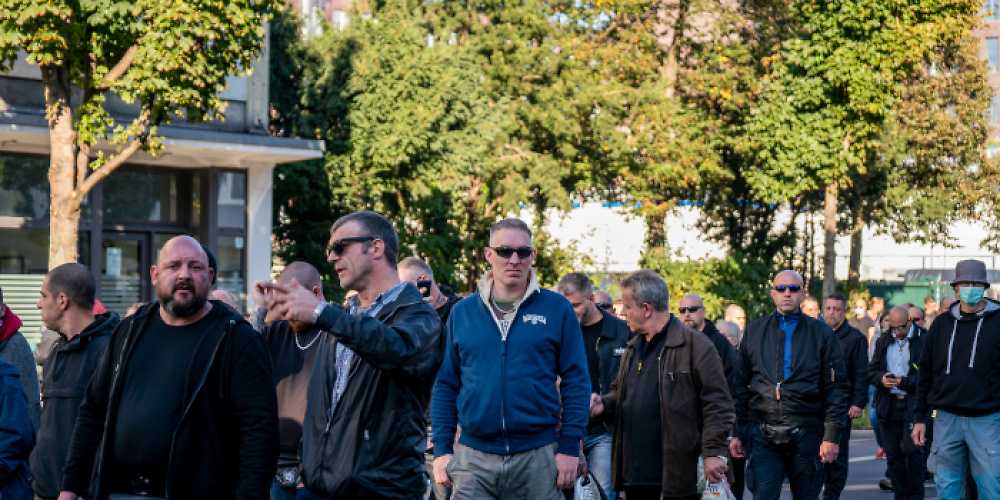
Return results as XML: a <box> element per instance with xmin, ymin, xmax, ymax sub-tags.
<box><xmin>542</xmin><ymin>202</ymin><xmax>999</xmax><ymax>280</ymax></box>
<box><xmin>245</xmin><ymin>164</ymin><xmax>274</xmax><ymax>309</ymax></box>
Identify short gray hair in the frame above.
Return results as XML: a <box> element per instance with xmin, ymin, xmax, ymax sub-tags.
<box><xmin>557</xmin><ymin>272</ymin><xmax>593</xmax><ymax>296</ymax></box>
<box><xmin>489</xmin><ymin>218</ymin><xmax>532</xmax><ymax>240</ymax></box>
<box><xmin>716</xmin><ymin>320</ymin><xmax>741</xmax><ymax>343</ymax></box>
<box><xmin>398</xmin><ymin>256</ymin><xmax>434</xmax><ymax>280</ymax></box>
<box><xmin>621</xmin><ymin>270</ymin><xmax>670</xmax><ymax>312</ymax></box>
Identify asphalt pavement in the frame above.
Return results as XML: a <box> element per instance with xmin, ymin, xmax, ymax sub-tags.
<box><xmin>739</xmin><ymin>429</ymin><xmax>939</xmax><ymax>500</ymax></box>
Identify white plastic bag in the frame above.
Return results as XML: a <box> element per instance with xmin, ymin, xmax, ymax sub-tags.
<box><xmin>573</xmin><ymin>471</ymin><xmax>607</xmax><ymax>500</ymax></box>
<box><xmin>701</xmin><ymin>481</ymin><xmax>737</xmax><ymax>500</ymax></box>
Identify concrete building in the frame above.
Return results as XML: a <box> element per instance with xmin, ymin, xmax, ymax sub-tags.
<box><xmin>980</xmin><ymin>0</ymin><xmax>1000</xmax><ymax>147</ymax></box>
<box><xmin>0</xmin><ymin>32</ymin><xmax>323</xmax><ymax>343</ymax></box>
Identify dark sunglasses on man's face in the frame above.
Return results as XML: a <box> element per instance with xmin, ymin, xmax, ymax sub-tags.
<box><xmin>327</xmin><ymin>236</ymin><xmax>375</xmax><ymax>256</ymax></box>
<box><xmin>678</xmin><ymin>306</ymin><xmax>702</xmax><ymax>314</ymax></box>
<box><xmin>490</xmin><ymin>246</ymin><xmax>533</xmax><ymax>259</ymax></box>
<box><xmin>773</xmin><ymin>284</ymin><xmax>802</xmax><ymax>293</ymax></box>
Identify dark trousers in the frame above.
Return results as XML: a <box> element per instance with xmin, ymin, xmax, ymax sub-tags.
<box><xmin>621</xmin><ymin>485</ymin><xmax>698</xmax><ymax>500</ymax></box>
<box><xmin>731</xmin><ymin>456</ymin><xmax>746</xmax><ymax>500</ymax></box>
<box><xmin>821</xmin><ymin>418</ymin><xmax>851</xmax><ymax>500</ymax></box>
<box><xmin>880</xmin><ymin>416</ymin><xmax>924</xmax><ymax>500</ymax></box>
<box><xmin>747</xmin><ymin>423</ymin><xmax>822</xmax><ymax>500</ymax></box>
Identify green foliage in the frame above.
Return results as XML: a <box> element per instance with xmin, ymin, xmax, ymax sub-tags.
<box><xmin>0</xmin><ymin>0</ymin><xmax>275</xmax><ymax>159</ymax></box>
<box><xmin>640</xmin><ymin>247</ymin><xmax>774</xmax><ymax>319</ymax></box>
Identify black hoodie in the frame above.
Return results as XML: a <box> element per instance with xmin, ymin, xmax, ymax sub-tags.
<box><xmin>30</xmin><ymin>312</ymin><xmax>119</xmax><ymax>499</ymax></box>
<box><xmin>915</xmin><ymin>298</ymin><xmax>1000</xmax><ymax>422</ymax></box>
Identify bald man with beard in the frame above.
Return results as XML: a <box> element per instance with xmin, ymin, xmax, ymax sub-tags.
<box><xmin>60</xmin><ymin>236</ymin><xmax>278</xmax><ymax>500</ymax></box>
<box><xmin>730</xmin><ymin>270</ymin><xmax>848</xmax><ymax>500</ymax></box>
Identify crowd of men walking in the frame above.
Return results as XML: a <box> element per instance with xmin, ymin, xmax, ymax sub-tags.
<box><xmin>0</xmin><ymin>210</ymin><xmax>997</xmax><ymax>500</ymax></box>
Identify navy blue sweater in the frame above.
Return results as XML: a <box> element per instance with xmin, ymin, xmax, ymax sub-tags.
<box><xmin>431</xmin><ymin>288</ymin><xmax>591</xmax><ymax>457</ymax></box>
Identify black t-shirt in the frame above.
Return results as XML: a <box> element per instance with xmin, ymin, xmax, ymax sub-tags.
<box><xmin>582</xmin><ymin>317</ymin><xmax>604</xmax><ymax>435</ymax></box>
<box><xmin>111</xmin><ymin>306</ymin><xmax>220</xmax><ymax>489</ymax></box>
<box><xmin>264</xmin><ymin>321</ymin><xmax>321</xmax><ymax>468</ymax></box>
<box><xmin>622</xmin><ymin>330</ymin><xmax>666</xmax><ymax>487</ymax></box>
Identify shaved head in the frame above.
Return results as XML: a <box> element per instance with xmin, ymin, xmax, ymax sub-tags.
<box><xmin>279</xmin><ymin>261</ymin><xmax>322</xmax><ymax>291</ymax></box>
<box><xmin>158</xmin><ymin>235</ymin><xmax>209</xmax><ymax>267</ymax></box>
<box><xmin>773</xmin><ymin>270</ymin><xmax>805</xmax><ymax>286</ymax></box>
<box><xmin>888</xmin><ymin>305</ymin><xmax>910</xmax><ymax>324</ymax></box>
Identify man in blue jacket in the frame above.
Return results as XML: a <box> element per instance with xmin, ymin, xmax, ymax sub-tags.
<box><xmin>431</xmin><ymin>218</ymin><xmax>591</xmax><ymax>499</ymax></box>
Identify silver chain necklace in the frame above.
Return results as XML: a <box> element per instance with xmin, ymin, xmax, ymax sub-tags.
<box><xmin>491</xmin><ymin>295</ymin><xmax>517</xmax><ymax>314</ymax></box>
<box><xmin>295</xmin><ymin>330</ymin><xmax>322</xmax><ymax>351</ymax></box>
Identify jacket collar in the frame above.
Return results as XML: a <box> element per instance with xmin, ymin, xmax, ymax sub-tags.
<box><xmin>477</xmin><ymin>269</ymin><xmax>541</xmax><ymax>310</ymax></box>
<box><xmin>627</xmin><ymin>315</ymin><xmax>686</xmax><ymax>348</ymax></box>
<box><xmin>61</xmin><ymin>312</ymin><xmax>120</xmax><ymax>352</ymax></box>
<box><xmin>597</xmin><ymin>308</ymin><xmax>620</xmax><ymax>339</ymax></box>
<box><xmin>346</xmin><ymin>280</ymin><xmax>416</xmax><ymax>320</ymax></box>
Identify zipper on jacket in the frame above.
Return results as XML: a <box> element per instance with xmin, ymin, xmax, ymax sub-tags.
<box><xmin>500</xmin><ymin>337</ymin><xmax>510</xmax><ymax>454</ymax></box>
<box><xmin>93</xmin><ymin>314</ymin><xmax>141</xmax><ymax>499</ymax></box>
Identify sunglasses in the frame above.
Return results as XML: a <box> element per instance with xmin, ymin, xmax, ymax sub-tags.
<box><xmin>327</xmin><ymin>236</ymin><xmax>376</xmax><ymax>256</ymax></box>
<box><xmin>773</xmin><ymin>284</ymin><xmax>802</xmax><ymax>293</ymax></box>
<box><xmin>490</xmin><ymin>246</ymin><xmax>533</xmax><ymax>259</ymax></box>
<box><xmin>678</xmin><ymin>306</ymin><xmax>702</xmax><ymax>314</ymax></box>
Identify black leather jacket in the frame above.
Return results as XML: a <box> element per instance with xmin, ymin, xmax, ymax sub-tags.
<box><xmin>734</xmin><ymin>311</ymin><xmax>848</xmax><ymax>443</ymax></box>
<box><xmin>301</xmin><ymin>283</ymin><xmax>441</xmax><ymax>498</ymax></box>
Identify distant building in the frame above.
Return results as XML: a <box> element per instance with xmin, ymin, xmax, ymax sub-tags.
<box><xmin>979</xmin><ymin>1</ymin><xmax>1000</xmax><ymax>150</ymax></box>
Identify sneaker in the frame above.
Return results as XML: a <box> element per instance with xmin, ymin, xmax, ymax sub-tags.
<box><xmin>879</xmin><ymin>478</ymin><xmax>894</xmax><ymax>491</ymax></box>
<box><xmin>875</xmin><ymin>448</ymin><xmax>886</xmax><ymax>460</ymax></box>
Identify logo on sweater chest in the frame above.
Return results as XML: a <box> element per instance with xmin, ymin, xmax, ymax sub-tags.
<box><xmin>522</xmin><ymin>313</ymin><xmax>547</xmax><ymax>325</ymax></box>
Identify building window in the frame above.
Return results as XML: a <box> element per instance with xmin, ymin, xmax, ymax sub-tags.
<box><xmin>992</xmin><ymin>92</ymin><xmax>1000</xmax><ymax>125</ymax></box>
<box><xmin>0</xmin><ymin>228</ymin><xmax>49</xmax><ymax>274</ymax></box>
<box><xmin>217</xmin><ymin>171</ymin><xmax>246</xmax><ymax>229</ymax></box>
<box><xmin>988</xmin><ymin>37</ymin><xmax>1000</xmax><ymax>72</ymax></box>
<box><xmin>988</xmin><ymin>0</ymin><xmax>1000</xmax><ymax>20</ymax></box>
<box><xmin>0</xmin><ymin>154</ymin><xmax>49</xmax><ymax>219</ymax></box>
<box><xmin>216</xmin><ymin>235</ymin><xmax>246</xmax><ymax>310</ymax></box>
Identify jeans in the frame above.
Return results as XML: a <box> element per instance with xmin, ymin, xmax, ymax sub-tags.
<box><xmin>747</xmin><ymin>423</ymin><xmax>823</xmax><ymax>500</ymax></box>
<box><xmin>870</xmin><ymin>386</ymin><xmax>883</xmax><ymax>448</ymax></box>
<box><xmin>821</xmin><ymin>418</ymin><xmax>852</xmax><ymax>500</ymax></box>
<box><xmin>583</xmin><ymin>433</ymin><xmax>615</xmax><ymax>500</ymax></box>
<box><xmin>931</xmin><ymin>410</ymin><xmax>1000</xmax><ymax>500</ymax></box>
<box><xmin>271</xmin><ymin>479</ymin><xmax>299</xmax><ymax>500</ymax></box>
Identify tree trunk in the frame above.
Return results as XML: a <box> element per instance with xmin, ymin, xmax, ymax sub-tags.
<box><xmin>44</xmin><ymin>68</ymin><xmax>83</xmax><ymax>269</ymax></box>
<box><xmin>644</xmin><ymin>213</ymin><xmax>667</xmax><ymax>250</ymax></box>
<box><xmin>822</xmin><ymin>182</ymin><xmax>838</xmax><ymax>297</ymax></box>
<box><xmin>848</xmin><ymin>222</ymin><xmax>863</xmax><ymax>290</ymax></box>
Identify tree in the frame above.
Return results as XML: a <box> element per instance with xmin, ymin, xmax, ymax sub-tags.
<box><xmin>744</xmin><ymin>0</ymin><xmax>986</xmax><ymax>297</ymax></box>
<box><xmin>0</xmin><ymin>0</ymin><xmax>275</xmax><ymax>268</ymax></box>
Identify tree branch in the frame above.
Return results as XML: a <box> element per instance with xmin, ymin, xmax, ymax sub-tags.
<box><xmin>100</xmin><ymin>45</ymin><xmax>138</xmax><ymax>88</ymax></box>
<box><xmin>77</xmin><ymin>140</ymin><xmax>143</xmax><ymax>196</ymax></box>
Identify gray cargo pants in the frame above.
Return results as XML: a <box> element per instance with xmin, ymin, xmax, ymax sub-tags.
<box><xmin>448</xmin><ymin>442</ymin><xmax>563</xmax><ymax>500</ymax></box>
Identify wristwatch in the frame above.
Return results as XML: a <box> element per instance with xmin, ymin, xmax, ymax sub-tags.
<box><xmin>311</xmin><ymin>301</ymin><xmax>328</xmax><ymax>325</ymax></box>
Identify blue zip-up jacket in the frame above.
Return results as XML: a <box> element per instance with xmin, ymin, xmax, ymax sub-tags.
<box><xmin>0</xmin><ymin>358</ymin><xmax>34</xmax><ymax>499</ymax></box>
<box><xmin>432</xmin><ymin>272</ymin><xmax>591</xmax><ymax>457</ymax></box>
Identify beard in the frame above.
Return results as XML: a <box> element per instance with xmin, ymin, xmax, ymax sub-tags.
<box><xmin>159</xmin><ymin>280</ymin><xmax>208</xmax><ymax>318</ymax></box>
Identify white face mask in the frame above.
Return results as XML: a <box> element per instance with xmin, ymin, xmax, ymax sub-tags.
<box><xmin>855</xmin><ymin>307</ymin><xmax>866</xmax><ymax>317</ymax></box>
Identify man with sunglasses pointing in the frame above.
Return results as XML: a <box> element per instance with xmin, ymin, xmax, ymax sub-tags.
<box><xmin>266</xmin><ymin>211</ymin><xmax>441</xmax><ymax>499</ymax></box>
<box><xmin>431</xmin><ymin>218</ymin><xmax>591</xmax><ymax>499</ymax></box>
<box><xmin>730</xmin><ymin>270</ymin><xmax>848</xmax><ymax>500</ymax></box>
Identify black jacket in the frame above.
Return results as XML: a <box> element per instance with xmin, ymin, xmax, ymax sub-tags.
<box><xmin>701</xmin><ymin>320</ymin><xmax>740</xmax><ymax>398</ymax></box>
<box><xmin>734</xmin><ymin>311</ymin><xmax>848</xmax><ymax>443</ymax></box>
<box><xmin>301</xmin><ymin>283</ymin><xmax>441</xmax><ymax>498</ymax></box>
<box><xmin>31</xmin><ymin>313</ymin><xmax>119</xmax><ymax>499</ymax></box>
<box><xmin>832</xmin><ymin>321</ymin><xmax>869</xmax><ymax>410</ymax></box>
<box><xmin>868</xmin><ymin>328</ymin><xmax>924</xmax><ymax>423</ymax></box>
<box><xmin>915</xmin><ymin>299</ymin><xmax>1000</xmax><ymax>422</ymax></box>
<box><xmin>61</xmin><ymin>302</ymin><xmax>279</xmax><ymax>500</ymax></box>
<box><xmin>587</xmin><ymin>309</ymin><xmax>631</xmax><ymax>435</ymax></box>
